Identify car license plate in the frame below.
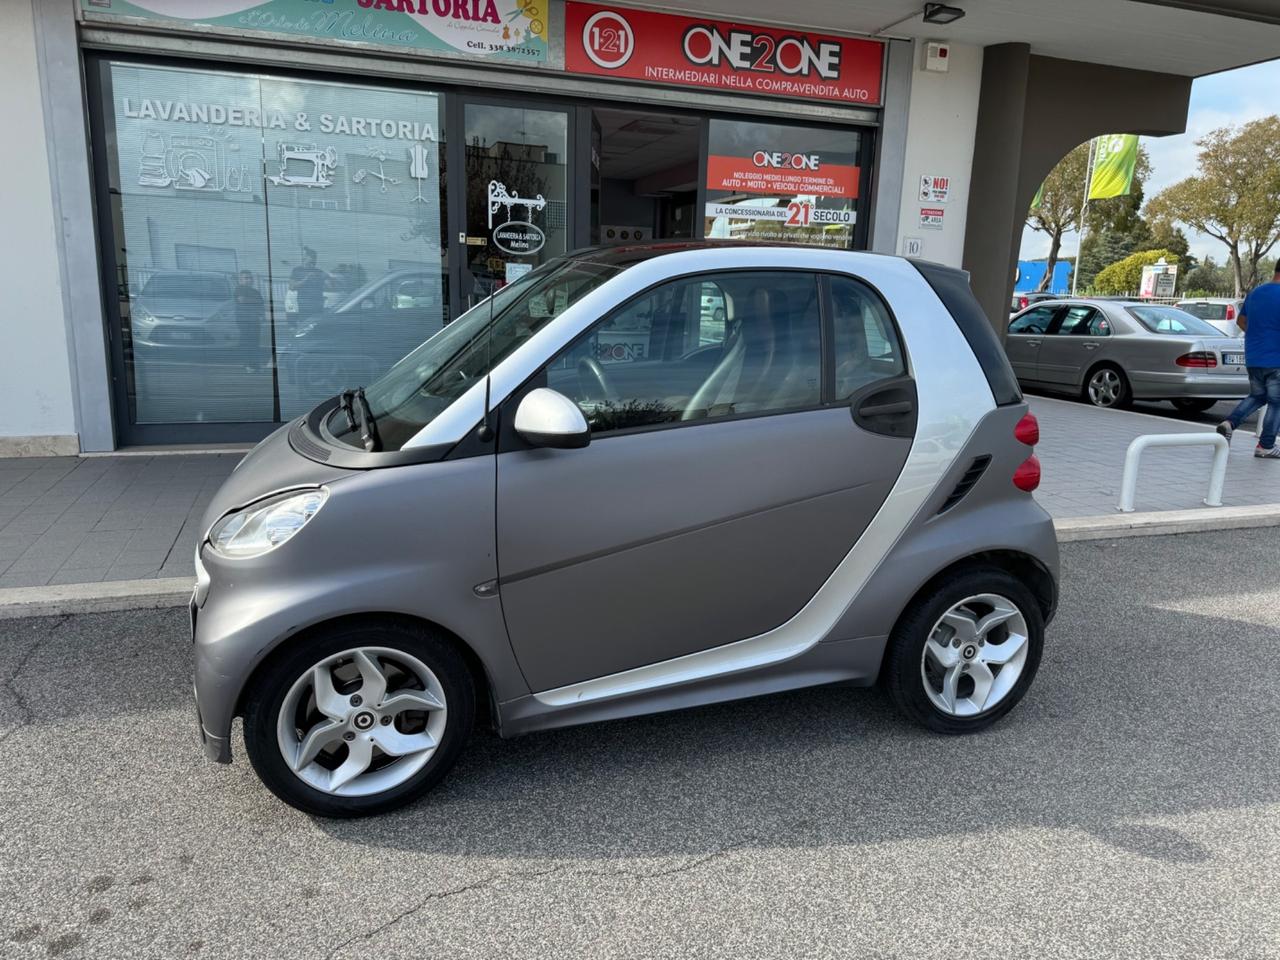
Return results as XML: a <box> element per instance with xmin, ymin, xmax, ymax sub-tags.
<box><xmin>1224</xmin><ymin>352</ymin><xmax>1245</xmax><ymax>366</ymax></box>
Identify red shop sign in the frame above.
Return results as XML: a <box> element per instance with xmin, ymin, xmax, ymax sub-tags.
<box><xmin>707</xmin><ymin>151</ymin><xmax>859</xmax><ymax>199</ymax></box>
<box><xmin>565</xmin><ymin>2</ymin><xmax>885</xmax><ymax>106</ymax></box>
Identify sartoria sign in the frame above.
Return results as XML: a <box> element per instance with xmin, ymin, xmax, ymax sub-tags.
<box><xmin>564</xmin><ymin>2</ymin><xmax>884</xmax><ymax>105</ymax></box>
<box><xmin>120</xmin><ymin>99</ymin><xmax>439</xmax><ymax>142</ymax></box>
<box><xmin>80</xmin><ymin>0</ymin><xmax>552</xmax><ymax>64</ymax></box>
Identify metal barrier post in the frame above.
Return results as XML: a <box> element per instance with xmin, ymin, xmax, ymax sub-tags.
<box><xmin>1118</xmin><ymin>433</ymin><xmax>1230</xmax><ymax>513</ymax></box>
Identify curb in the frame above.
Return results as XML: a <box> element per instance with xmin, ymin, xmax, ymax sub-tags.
<box><xmin>1055</xmin><ymin>503</ymin><xmax>1280</xmax><ymax>542</ymax></box>
<box><xmin>2</xmin><ymin>504</ymin><xmax>1279</xmax><ymax>618</ymax></box>
<box><xmin>0</xmin><ymin>577</ymin><xmax>192</xmax><ymax>620</ymax></box>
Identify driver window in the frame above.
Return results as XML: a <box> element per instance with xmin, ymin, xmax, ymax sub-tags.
<box><xmin>1009</xmin><ymin>306</ymin><xmax>1055</xmax><ymax>335</ymax></box>
<box><xmin>542</xmin><ymin>271</ymin><xmax>821</xmax><ymax>435</ymax></box>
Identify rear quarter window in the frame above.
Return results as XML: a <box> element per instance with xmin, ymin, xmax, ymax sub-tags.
<box><xmin>913</xmin><ymin>261</ymin><xmax>1021</xmax><ymax>405</ymax></box>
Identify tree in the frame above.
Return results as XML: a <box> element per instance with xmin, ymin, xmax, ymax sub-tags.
<box><xmin>1093</xmin><ymin>249</ymin><xmax>1179</xmax><ymax>295</ymax></box>
<box><xmin>1146</xmin><ymin>116</ymin><xmax>1280</xmax><ymax>296</ymax></box>
<box><xmin>1135</xmin><ymin>218</ymin><xmax>1189</xmax><ymax>262</ymax></box>
<box><xmin>1026</xmin><ymin>143</ymin><xmax>1089</xmax><ymax>292</ymax></box>
<box><xmin>1182</xmin><ymin>256</ymin><xmax>1233</xmax><ymax>296</ymax></box>
<box><xmin>1076</xmin><ymin>226</ymin><xmax>1144</xmax><ymax>290</ymax></box>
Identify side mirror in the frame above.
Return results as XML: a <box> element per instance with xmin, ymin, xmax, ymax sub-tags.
<box><xmin>513</xmin><ymin>388</ymin><xmax>591</xmax><ymax>449</ymax></box>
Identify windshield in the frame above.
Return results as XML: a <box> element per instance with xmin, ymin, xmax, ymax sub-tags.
<box><xmin>328</xmin><ymin>258</ymin><xmax>623</xmax><ymax>450</ymax></box>
<box><xmin>1127</xmin><ymin>305</ymin><xmax>1226</xmax><ymax>337</ymax></box>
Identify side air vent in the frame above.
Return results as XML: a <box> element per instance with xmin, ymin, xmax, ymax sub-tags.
<box><xmin>938</xmin><ymin>456</ymin><xmax>990</xmax><ymax>514</ymax></box>
<box><xmin>289</xmin><ymin>419</ymin><xmax>332</xmax><ymax>462</ymax></box>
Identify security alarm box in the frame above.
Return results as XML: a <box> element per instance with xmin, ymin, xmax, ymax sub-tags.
<box><xmin>925</xmin><ymin>42</ymin><xmax>950</xmax><ymax>72</ymax></box>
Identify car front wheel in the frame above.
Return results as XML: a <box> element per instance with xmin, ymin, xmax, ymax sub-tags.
<box><xmin>883</xmin><ymin>568</ymin><xmax>1045</xmax><ymax>734</ymax></box>
<box><xmin>243</xmin><ymin>621</ymin><xmax>474</xmax><ymax>817</ymax></box>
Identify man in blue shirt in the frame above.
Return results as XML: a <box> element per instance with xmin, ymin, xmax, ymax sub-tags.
<box><xmin>1217</xmin><ymin>265</ymin><xmax>1280</xmax><ymax>457</ymax></box>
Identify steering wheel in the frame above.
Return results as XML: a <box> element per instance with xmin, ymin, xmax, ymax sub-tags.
<box><xmin>577</xmin><ymin>356</ymin><xmax>615</xmax><ymax>403</ymax></box>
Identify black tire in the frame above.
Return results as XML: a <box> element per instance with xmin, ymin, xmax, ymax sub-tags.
<box><xmin>882</xmin><ymin>568</ymin><xmax>1045</xmax><ymax>734</ymax></box>
<box><xmin>1083</xmin><ymin>364</ymin><xmax>1133</xmax><ymax>409</ymax></box>
<box><xmin>243</xmin><ymin>620</ymin><xmax>474</xmax><ymax>818</ymax></box>
<box><xmin>1171</xmin><ymin>398</ymin><xmax>1218</xmax><ymax>414</ymax></box>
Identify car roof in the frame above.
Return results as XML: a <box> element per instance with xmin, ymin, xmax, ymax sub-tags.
<box><xmin>563</xmin><ymin>240</ymin><xmax>908</xmax><ymax>270</ymax></box>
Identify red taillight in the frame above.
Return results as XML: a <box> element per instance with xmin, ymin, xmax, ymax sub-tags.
<box><xmin>1019</xmin><ymin>296</ymin><xmax>1029</xmax><ymax>310</ymax></box>
<box><xmin>1012</xmin><ymin>455</ymin><xmax>1041</xmax><ymax>492</ymax></box>
<box><xmin>1014</xmin><ymin>412</ymin><xmax>1039</xmax><ymax>446</ymax></box>
<box><xmin>1226</xmin><ymin>304</ymin><xmax>1236</xmax><ymax>321</ymax></box>
<box><xmin>1176</xmin><ymin>352</ymin><xmax>1217</xmax><ymax>368</ymax></box>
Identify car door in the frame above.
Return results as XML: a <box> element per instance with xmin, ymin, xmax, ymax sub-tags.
<box><xmin>1036</xmin><ymin>304</ymin><xmax>1105</xmax><ymax>386</ymax></box>
<box><xmin>1005</xmin><ymin>306</ymin><xmax>1059</xmax><ymax>383</ymax></box>
<box><xmin>493</xmin><ymin>269</ymin><xmax>916</xmax><ymax>692</ymax></box>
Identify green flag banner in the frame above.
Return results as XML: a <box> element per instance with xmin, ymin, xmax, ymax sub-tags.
<box><xmin>1088</xmin><ymin>134</ymin><xmax>1140</xmax><ymax>200</ymax></box>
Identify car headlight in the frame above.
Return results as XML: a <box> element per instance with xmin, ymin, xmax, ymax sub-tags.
<box><xmin>208</xmin><ymin>489</ymin><xmax>328</xmax><ymax>559</ymax></box>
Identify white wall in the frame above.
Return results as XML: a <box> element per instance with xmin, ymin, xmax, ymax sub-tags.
<box><xmin>0</xmin><ymin>0</ymin><xmax>78</xmax><ymax>454</ymax></box>
<box><xmin>892</xmin><ymin>41</ymin><xmax>984</xmax><ymax>269</ymax></box>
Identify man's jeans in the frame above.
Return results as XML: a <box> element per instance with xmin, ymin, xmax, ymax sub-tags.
<box><xmin>1226</xmin><ymin>366</ymin><xmax>1280</xmax><ymax>449</ymax></box>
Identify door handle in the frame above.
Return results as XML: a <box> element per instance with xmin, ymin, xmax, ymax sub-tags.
<box><xmin>859</xmin><ymin>400</ymin><xmax>914</xmax><ymax>417</ymax></box>
<box><xmin>1025</xmin><ymin>340</ymin><xmax>1041</xmax><ymax>347</ymax></box>
<box><xmin>851</xmin><ymin>377</ymin><xmax>917</xmax><ymax>439</ymax></box>
<box><xmin>1083</xmin><ymin>342</ymin><xmax>1100</xmax><ymax>350</ymax></box>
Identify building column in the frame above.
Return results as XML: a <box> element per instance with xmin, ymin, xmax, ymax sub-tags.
<box><xmin>962</xmin><ymin>44</ymin><xmax>1193</xmax><ymax>339</ymax></box>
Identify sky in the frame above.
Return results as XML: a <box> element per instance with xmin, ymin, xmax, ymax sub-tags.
<box><xmin>1018</xmin><ymin>57</ymin><xmax>1280</xmax><ymax>267</ymax></box>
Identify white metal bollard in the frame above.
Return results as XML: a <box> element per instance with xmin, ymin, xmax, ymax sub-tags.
<box><xmin>1118</xmin><ymin>433</ymin><xmax>1230</xmax><ymax>513</ymax></box>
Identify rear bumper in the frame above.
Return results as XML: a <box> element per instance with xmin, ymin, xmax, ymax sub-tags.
<box><xmin>1131</xmin><ymin>372</ymin><xmax>1250</xmax><ymax>400</ymax></box>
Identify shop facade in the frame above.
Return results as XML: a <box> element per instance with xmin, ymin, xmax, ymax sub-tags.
<box><xmin>68</xmin><ymin>0</ymin><xmax>901</xmax><ymax>446</ymax></box>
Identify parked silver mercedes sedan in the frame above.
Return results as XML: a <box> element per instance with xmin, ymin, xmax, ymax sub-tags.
<box><xmin>1006</xmin><ymin>299</ymin><xmax>1249</xmax><ymax>411</ymax></box>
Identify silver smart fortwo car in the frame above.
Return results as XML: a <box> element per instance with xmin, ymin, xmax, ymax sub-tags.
<box><xmin>191</xmin><ymin>243</ymin><xmax>1059</xmax><ymax>817</ymax></box>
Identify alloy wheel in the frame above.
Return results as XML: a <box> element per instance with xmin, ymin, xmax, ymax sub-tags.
<box><xmin>276</xmin><ymin>646</ymin><xmax>448</xmax><ymax>797</ymax></box>
<box><xmin>1088</xmin><ymin>369</ymin><xmax>1122</xmax><ymax>407</ymax></box>
<box><xmin>920</xmin><ymin>594</ymin><xmax>1029</xmax><ymax>717</ymax></box>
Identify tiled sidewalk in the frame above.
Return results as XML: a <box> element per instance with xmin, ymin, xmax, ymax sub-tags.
<box><xmin>0</xmin><ymin>454</ymin><xmax>241</xmax><ymax>588</ymax></box>
<box><xmin>1029</xmin><ymin>396</ymin><xmax>1279</xmax><ymax>517</ymax></box>
<box><xmin>1</xmin><ymin>397</ymin><xmax>1277</xmax><ymax>588</ymax></box>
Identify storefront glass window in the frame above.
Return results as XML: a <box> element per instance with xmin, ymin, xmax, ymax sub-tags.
<box><xmin>463</xmin><ymin>104</ymin><xmax>568</xmax><ymax>303</ymax></box>
<box><xmin>101</xmin><ymin>62</ymin><xmax>447</xmax><ymax>428</ymax></box>
<box><xmin>704</xmin><ymin>119</ymin><xmax>861</xmax><ymax>249</ymax></box>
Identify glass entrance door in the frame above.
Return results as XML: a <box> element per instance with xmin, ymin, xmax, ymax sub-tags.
<box><xmin>459</xmin><ymin>101</ymin><xmax>570</xmax><ymax>307</ymax></box>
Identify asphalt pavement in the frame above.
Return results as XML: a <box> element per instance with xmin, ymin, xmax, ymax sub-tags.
<box><xmin>2</xmin><ymin>530</ymin><xmax>1279</xmax><ymax>959</ymax></box>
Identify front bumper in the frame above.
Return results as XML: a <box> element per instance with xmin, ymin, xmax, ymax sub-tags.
<box><xmin>191</xmin><ymin>549</ymin><xmax>231</xmax><ymax>763</ymax></box>
<box><xmin>194</xmin><ymin>681</ymin><xmax>232</xmax><ymax>763</ymax></box>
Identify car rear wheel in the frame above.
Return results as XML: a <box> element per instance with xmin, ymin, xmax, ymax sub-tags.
<box><xmin>1171</xmin><ymin>398</ymin><xmax>1218</xmax><ymax>414</ymax></box>
<box><xmin>243</xmin><ymin>621</ymin><xmax>473</xmax><ymax>818</ymax></box>
<box><xmin>1085</xmin><ymin>365</ymin><xmax>1132</xmax><ymax>409</ymax></box>
<box><xmin>883</xmin><ymin>568</ymin><xmax>1044</xmax><ymax>734</ymax></box>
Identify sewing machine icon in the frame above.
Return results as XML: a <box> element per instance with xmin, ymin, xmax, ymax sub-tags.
<box><xmin>267</xmin><ymin>143</ymin><xmax>337</xmax><ymax>188</ymax></box>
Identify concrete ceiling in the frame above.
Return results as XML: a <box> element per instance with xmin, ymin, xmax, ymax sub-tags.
<box><xmin>617</xmin><ymin>0</ymin><xmax>1280</xmax><ymax>77</ymax></box>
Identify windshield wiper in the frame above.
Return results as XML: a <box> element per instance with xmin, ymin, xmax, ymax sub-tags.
<box><xmin>338</xmin><ymin>387</ymin><xmax>381</xmax><ymax>452</ymax></box>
